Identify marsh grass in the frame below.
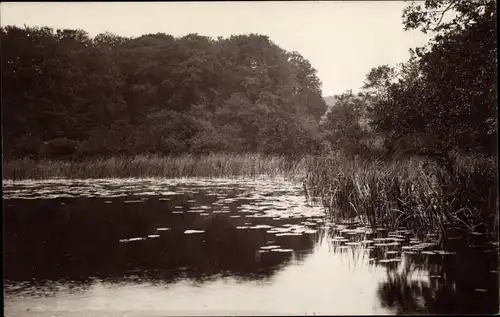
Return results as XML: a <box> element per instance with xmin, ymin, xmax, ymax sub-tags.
<box><xmin>304</xmin><ymin>153</ymin><xmax>498</xmax><ymax>240</ymax></box>
<box><xmin>3</xmin><ymin>153</ymin><xmax>310</xmax><ymax>181</ymax></box>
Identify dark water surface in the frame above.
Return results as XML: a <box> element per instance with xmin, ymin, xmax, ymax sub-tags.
<box><xmin>3</xmin><ymin>177</ymin><xmax>499</xmax><ymax>316</ymax></box>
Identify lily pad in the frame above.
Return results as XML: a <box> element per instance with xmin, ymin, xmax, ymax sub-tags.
<box><xmin>119</xmin><ymin>237</ymin><xmax>145</xmax><ymax>243</ymax></box>
<box><xmin>304</xmin><ymin>229</ymin><xmax>318</xmax><ymax>234</ymax></box>
<box><xmin>184</xmin><ymin>229</ymin><xmax>205</xmax><ymax>234</ymax></box>
<box><xmin>271</xmin><ymin>248</ymin><xmax>294</xmax><ymax>252</ymax></box>
<box><xmin>374</xmin><ymin>242</ymin><xmax>400</xmax><ymax>247</ymax></box>
<box><xmin>260</xmin><ymin>245</ymin><xmax>281</xmax><ymax>250</ymax></box>
<box><xmin>275</xmin><ymin>232</ymin><xmax>303</xmax><ymax>236</ymax></box>
<box><xmin>378</xmin><ymin>258</ymin><xmax>401</xmax><ymax>263</ymax></box>
<box><xmin>434</xmin><ymin>250</ymin><xmax>457</xmax><ymax>255</ymax></box>
<box><xmin>345</xmin><ymin>242</ymin><xmax>362</xmax><ymax>246</ymax></box>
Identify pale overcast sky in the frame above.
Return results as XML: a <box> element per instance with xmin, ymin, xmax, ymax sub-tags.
<box><xmin>1</xmin><ymin>1</ymin><xmax>430</xmax><ymax>96</ymax></box>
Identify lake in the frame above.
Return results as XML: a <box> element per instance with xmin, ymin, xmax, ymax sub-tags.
<box><xmin>3</xmin><ymin>177</ymin><xmax>499</xmax><ymax>316</ymax></box>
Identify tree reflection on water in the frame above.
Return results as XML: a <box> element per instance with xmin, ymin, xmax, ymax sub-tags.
<box><xmin>377</xmin><ymin>247</ymin><xmax>499</xmax><ymax>315</ymax></box>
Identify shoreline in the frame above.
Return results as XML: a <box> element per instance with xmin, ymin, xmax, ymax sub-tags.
<box><xmin>2</xmin><ymin>153</ymin><xmax>310</xmax><ymax>181</ymax></box>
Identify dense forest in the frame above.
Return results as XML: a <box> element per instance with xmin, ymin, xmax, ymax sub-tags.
<box><xmin>1</xmin><ymin>0</ymin><xmax>497</xmax><ymax>168</ymax></box>
<box><xmin>1</xmin><ymin>29</ymin><xmax>327</xmax><ymax>159</ymax></box>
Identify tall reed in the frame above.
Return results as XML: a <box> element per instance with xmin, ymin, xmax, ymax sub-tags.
<box><xmin>304</xmin><ymin>153</ymin><xmax>498</xmax><ymax>240</ymax></box>
<box><xmin>3</xmin><ymin>153</ymin><xmax>311</xmax><ymax>181</ymax></box>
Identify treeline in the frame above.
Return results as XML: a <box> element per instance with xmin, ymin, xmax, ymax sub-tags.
<box><xmin>2</xmin><ymin>0</ymin><xmax>496</xmax><ymax>168</ymax></box>
<box><xmin>320</xmin><ymin>0</ymin><xmax>497</xmax><ymax>169</ymax></box>
<box><xmin>1</xmin><ymin>27</ymin><xmax>327</xmax><ymax>159</ymax></box>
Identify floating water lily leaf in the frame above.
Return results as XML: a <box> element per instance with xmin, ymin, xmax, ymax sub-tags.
<box><xmin>391</xmin><ymin>238</ymin><xmax>405</xmax><ymax>242</ymax></box>
<box><xmin>184</xmin><ymin>229</ymin><xmax>205</xmax><ymax>234</ymax></box>
<box><xmin>429</xmin><ymin>275</ymin><xmax>442</xmax><ymax>279</ymax></box>
<box><xmin>374</xmin><ymin>242</ymin><xmax>400</xmax><ymax>247</ymax></box>
<box><xmin>304</xmin><ymin>229</ymin><xmax>318</xmax><ymax>234</ymax></box>
<box><xmin>147</xmin><ymin>235</ymin><xmax>160</xmax><ymax>238</ymax></box>
<box><xmin>330</xmin><ymin>237</ymin><xmax>349</xmax><ymax>242</ymax></box>
<box><xmin>411</xmin><ymin>242</ymin><xmax>436</xmax><ymax>250</ymax></box>
<box><xmin>161</xmin><ymin>191</ymin><xmax>180</xmax><ymax>196</ymax></box>
<box><xmin>378</xmin><ymin>258</ymin><xmax>401</xmax><ymax>263</ymax></box>
<box><xmin>345</xmin><ymin>242</ymin><xmax>361</xmax><ymax>246</ymax></box>
<box><xmin>260</xmin><ymin>245</ymin><xmax>281</xmax><ymax>250</ymax></box>
<box><xmin>249</xmin><ymin>225</ymin><xmax>273</xmax><ymax>229</ymax></box>
<box><xmin>373</xmin><ymin>238</ymin><xmax>396</xmax><ymax>242</ymax></box>
<box><xmin>434</xmin><ymin>250</ymin><xmax>457</xmax><ymax>255</ymax></box>
<box><xmin>275</xmin><ymin>232</ymin><xmax>303</xmax><ymax>236</ymax></box>
<box><xmin>403</xmin><ymin>251</ymin><xmax>417</xmax><ymax>255</ymax></box>
<box><xmin>271</xmin><ymin>248</ymin><xmax>294</xmax><ymax>252</ymax></box>
<box><xmin>119</xmin><ymin>237</ymin><xmax>145</xmax><ymax>243</ymax></box>
<box><xmin>421</xmin><ymin>251</ymin><xmax>437</xmax><ymax>255</ymax></box>
<box><xmin>213</xmin><ymin>210</ymin><xmax>230</xmax><ymax>213</ymax></box>
<box><xmin>157</xmin><ymin>228</ymin><xmax>171</xmax><ymax>231</ymax></box>
<box><xmin>388</xmin><ymin>234</ymin><xmax>405</xmax><ymax>239</ymax></box>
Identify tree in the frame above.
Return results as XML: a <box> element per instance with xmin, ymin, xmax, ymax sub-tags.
<box><xmin>366</xmin><ymin>0</ymin><xmax>496</xmax><ymax>170</ymax></box>
<box><xmin>320</xmin><ymin>91</ymin><xmax>371</xmax><ymax>155</ymax></box>
<box><xmin>2</xmin><ymin>26</ymin><xmax>327</xmax><ymax>159</ymax></box>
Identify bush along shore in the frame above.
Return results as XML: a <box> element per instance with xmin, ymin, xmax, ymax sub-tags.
<box><xmin>2</xmin><ymin>153</ymin><xmax>310</xmax><ymax>181</ymax></box>
<box><xmin>304</xmin><ymin>153</ymin><xmax>498</xmax><ymax>243</ymax></box>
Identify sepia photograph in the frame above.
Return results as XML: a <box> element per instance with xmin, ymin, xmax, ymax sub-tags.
<box><xmin>2</xmin><ymin>1</ymin><xmax>498</xmax><ymax>316</ymax></box>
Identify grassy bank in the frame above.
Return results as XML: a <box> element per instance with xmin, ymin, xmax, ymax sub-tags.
<box><xmin>304</xmin><ymin>153</ymin><xmax>498</xmax><ymax>240</ymax></box>
<box><xmin>3</xmin><ymin>153</ymin><xmax>310</xmax><ymax>181</ymax></box>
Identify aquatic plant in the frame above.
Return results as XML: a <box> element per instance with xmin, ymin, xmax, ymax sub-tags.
<box><xmin>2</xmin><ymin>153</ymin><xmax>311</xmax><ymax>181</ymax></box>
<box><xmin>304</xmin><ymin>153</ymin><xmax>498</xmax><ymax>241</ymax></box>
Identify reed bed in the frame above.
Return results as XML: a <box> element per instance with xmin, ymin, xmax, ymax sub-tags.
<box><xmin>304</xmin><ymin>153</ymin><xmax>498</xmax><ymax>240</ymax></box>
<box><xmin>3</xmin><ymin>153</ymin><xmax>310</xmax><ymax>181</ymax></box>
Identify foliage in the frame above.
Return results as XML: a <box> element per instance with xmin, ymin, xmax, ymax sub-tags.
<box><xmin>365</xmin><ymin>0</ymin><xmax>497</xmax><ymax>168</ymax></box>
<box><xmin>320</xmin><ymin>91</ymin><xmax>372</xmax><ymax>155</ymax></box>
<box><xmin>1</xmin><ymin>27</ymin><xmax>328</xmax><ymax>159</ymax></box>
